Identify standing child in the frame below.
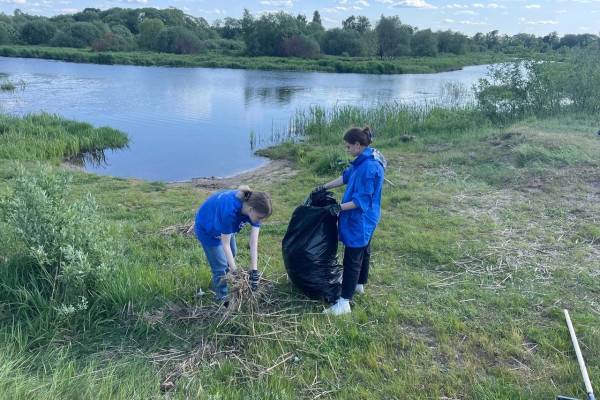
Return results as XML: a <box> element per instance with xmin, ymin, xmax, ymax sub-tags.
<box><xmin>316</xmin><ymin>126</ymin><xmax>386</xmax><ymax>315</ymax></box>
<box><xmin>194</xmin><ymin>186</ymin><xmax>272</xmax><ymax>304</ymax></box>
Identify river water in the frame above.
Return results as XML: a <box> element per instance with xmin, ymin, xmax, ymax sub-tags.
<box><xmin>0</xmin><ymin>57</ymin><xmax>490</xmax><ymax>181</ymax></box>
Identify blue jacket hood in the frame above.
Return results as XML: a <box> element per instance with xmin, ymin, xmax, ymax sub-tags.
<box><xmin>352</xmin><ymin>147</ymin><xmax>387</xmax><ymax>169</ymax></box>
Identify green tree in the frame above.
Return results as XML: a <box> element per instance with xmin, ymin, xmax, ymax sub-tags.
<box><xmin>342</xmin><ymin>15</ymin><xmax>371</xmax><ymax>34</ymax></box>
<box><xmin>375</xmin><ymin>15</ymin><xmax>412</xmax><ymax>58</ymax></box>
<box><xmin>312</xmin><ymin>10</ymin><xmax>322</xmax><ymax>26</ymax></box>
<box><xmin>321</xmin><ymin>28</ymin><xmax>363</xmax><ymax>56</ymax></box>
<box><xmin>20</xmin><ymin>20</ymin><xmax>56</xmax><ymax>45</ymax></box>
<box><xmin>0</xmin><ymin>21</ymin><xmax>16</xmax><ymax>44</ymax></box>
<box><xmin>243</xmin><ymin>11</ymin><xmax>302</xmax><ymax>56</ymax></box>
<box><xmin>155</xmin><ymin>26</ymin><xmax>203</xmax><ymax>54</ymax></box>
<box><xmin>278</xmin><ymin>34</ymin><xmax>320</xmax><ymax>58</ymax></box>
<box><xmin>73</xmin><ymin>8</ymin><xmax>101</xmax><ymax>22</ymax></box>
<box><xmin>213</xmin><ymin>17</ymin><xmax>242</xmax><ymax>40</ymax></box>
<box><xmin>70</xmin><ymin>21</ymin><xmax>103</xmax><ymax>46</ymax></box>
<box><xmin>411</xmin><ymin>29</ymin><xmax>438</xmax><ymax>56</ymax></box>
<box><xmin>437</xmin><ymin>30</ymin><xmax>467</xmax><ymax>54</ymax></box>
<box><xmin>138</xmin><ymin>18</ymin><xmax>164</xmax><ymax>50</ymax></box>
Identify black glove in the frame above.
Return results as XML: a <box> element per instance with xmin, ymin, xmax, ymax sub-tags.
<box><xmin>249</xmin><ymin>269</ymin><xmax>261</xmax><ymax>291</ymax></box>
<box><xmin>325</xmin><ymin>203</ymin><xmax>342</xmax><ymax>217</ymax></box>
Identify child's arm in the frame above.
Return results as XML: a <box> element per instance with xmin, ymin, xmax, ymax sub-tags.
<box><xmin>249</xmin><ymin>226</ymin><xmax>260</xmax><ymax>271</ymax></box>
<box><xmin>220</xmin><ymin>234</ymin><xmax>237</xmax><ymax>272</ymax></box>
<box><xmin>322</xmin><ymin>176</ymin><xmax>344</xmax><ymax>190</ymax></box>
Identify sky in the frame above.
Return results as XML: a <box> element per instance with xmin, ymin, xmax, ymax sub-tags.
<box><xmin>1</xmin><ymin>0</ymin><xmax>598</xmax><ymax>36</ymax></box>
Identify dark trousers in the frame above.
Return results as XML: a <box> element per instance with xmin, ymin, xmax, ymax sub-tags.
<box><xmin>341</xmin><ymin>242</ymin><xmax>371</xmax><ymax>300</ymax></box>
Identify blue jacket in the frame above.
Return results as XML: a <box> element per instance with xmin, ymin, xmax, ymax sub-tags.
<box><xmin>194</xmin><ymin>190</ymin><xmax>260</xmax><ymax>247</ymax></box>
<box><xmin>339</xmin><ymin>147</ymin><xmax>386</xmax><ymax>248</ymax></box>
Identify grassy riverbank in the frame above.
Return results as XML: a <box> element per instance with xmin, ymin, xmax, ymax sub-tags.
<box><xmin>0</xmin><ymin>58</ymin><xmax>599</xmax><ymax>399</ymax></box>
<box><xmin>0</xmin><ymin>45</ymin><xmax>527</xmax><ymax>74</ymax></box>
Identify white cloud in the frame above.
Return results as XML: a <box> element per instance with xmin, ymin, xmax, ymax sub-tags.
<box><xmin>555</xmin><ymin>9</ymin><xmax>567</xmax><ymax>13</ymax></box>
<box><xmin>456</xmin><ymin>10</ymin><xmax>477</xmax><ymax>15</ymax></box>
<box><xmin>356</xmin><ymin>0</ymin><xmax>370</xmax><ymax>6</ymax></box>
<box><xmin>390</xmin><ymin>0</ymin><xmax>437</xmax><ymax>9</ymax></box>
<box><xmin>525</xmin><ymin>19</ymin><xmax>559</xmax><ymax>25</ymax></box>
<box><xmin>197</xmin><ymin>8</ymin><xmax>226</xmax><ymax>15</ymax></box>
<box><xmin>471</xmin><ymin>2</ymin><xmax>504</xmax><ymax>9</ymax></box>
<box><xmin>323</xmin><ymin>6</ymin><xmax>349</xmax><ymax>13</ymax></box>
<box><xmin>444</xmin><ymin>3</ymin><xmax>470</xmax><ymax>8</ymax></box>
<box><xmin>60</xmin><ymin>7</ymin><xmax>79</xmax><ymax>13</ymax></box>
<box><xmin>459</xmin><ymin>20</ymin><xmax>488</xmax><ymax>25</ymax></box>
<box><xmin>259</xmin><ymin>0</ymin><xmax>293</xmax><ymax>6</ymax></box>
<box><xmin>524</xmin><ymin>4</ymin><xmax>541</xmax><ymax>8</ymax></box>
<box><xmin>0</xmin><ymin>0</ymin><xmax>26</xmax><ymax>4</ymax></box>
<box><xmin>443</xmin><ymin>18</ymin><xmax>456</xmax><ymax>22</ymax></box>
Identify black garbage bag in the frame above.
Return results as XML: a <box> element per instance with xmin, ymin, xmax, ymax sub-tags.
<box><xmin>282</xmin><ymin>191</ymin><xmax>342</xmax><ymax>303</ymax></box>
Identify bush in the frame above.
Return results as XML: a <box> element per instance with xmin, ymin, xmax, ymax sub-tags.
<box><xmin>310</xmin><ymin>148</ymin><xmax>349</xmax><ymax>175</ymax></box>
<box><xmin>20</xmin><ymin>20</ymin><xmax>56</xmax><ymax>45</ymax></box>
<box><xmin>321</xmin><ymin>28</ymin><xmax>364</xmax><ymax>56</ymax></box>
<box><xmin>91</xmin><ymin>31</ymin><xmax>135</xmax><ymax>52</ymax></box>
<box><xmin>278</xmin><ymin>34</ymin><xmax>320</xmax><ymax>58</ymax></box>
<box><xmin>1</xmin><ymin>167</ymin><xmax>117</xmax><ymax>310</ymax></box>
<box><xmin>155</xmin><ymin>26</ymin><xmax>204</xmax><ymax>54</ymax></box>
<box><xmin>203</xmin><ymin>38</ymin><xmax>245</xmax><ymax>55</ymax></box>
<box><xmin>0</xmin><ymin>21</ymin><xmax>17</xmax><ymax>45</ymax></box>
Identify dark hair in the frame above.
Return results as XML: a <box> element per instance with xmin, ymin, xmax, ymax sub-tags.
<box><xmin>236</xmin><ymin>185</ymin><xmax>273</xmax><ymax>217</ymax></box>
<box><xmin>343</xmin><ymin>126</ymin><xmax>372</xmax><ymax>146</ymax></box>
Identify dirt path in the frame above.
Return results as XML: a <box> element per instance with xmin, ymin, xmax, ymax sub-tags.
<box><xmin>169</xmin><ymin>160</ymin><xmax>297</xmax><ymax>191</ymax></box>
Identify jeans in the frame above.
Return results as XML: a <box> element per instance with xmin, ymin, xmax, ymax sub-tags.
<box><xmin>340</xmin><ymin>241</ymin><xmax>371</xmax><ymax>300</ymax></box>
<box><xmin>201</xmin><ymin>235</ymin><xmax>237</xmax><ymax>301</ymax></box>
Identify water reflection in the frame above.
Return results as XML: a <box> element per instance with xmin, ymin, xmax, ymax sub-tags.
<box><xmin>244</xmin><ymin>85</ymin><xmax>307</xmax><ymax>105</ymax></box>
<box><xmin>67</xmin><ymin>149</ymin><xmax>108</xmax><ymax>168</ymax></box>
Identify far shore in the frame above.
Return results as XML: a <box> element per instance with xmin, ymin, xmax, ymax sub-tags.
<box><xmin>0</xmin><ymin>45</ymin><xmax>526</xmax><ymax>75</ymax></box>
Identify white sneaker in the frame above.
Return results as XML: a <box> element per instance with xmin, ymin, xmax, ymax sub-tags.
<box><xmin>324</xmin><ymin>298</ymin><xmax>351</xmax><ymax>316</ymax></box>
<box><xmin>354</xmin><ymin>284</ymin><xmax>365</xmax><ymax>295</ymax></box>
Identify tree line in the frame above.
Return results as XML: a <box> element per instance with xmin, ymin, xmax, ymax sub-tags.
<box><xmin>0</xmin><ymin>7</ymin><xmax>598</xmax><ymax>58</ymax></box>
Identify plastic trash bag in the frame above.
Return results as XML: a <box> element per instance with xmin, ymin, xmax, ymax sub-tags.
<box><xmin>282</xmin><ymin>191</ymin><xmax>342</xmax><ymax>303</ymax></box>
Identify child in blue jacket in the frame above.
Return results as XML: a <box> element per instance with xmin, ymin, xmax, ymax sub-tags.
<box><xmin>315</xmin><ymin>126</ymin><xmax>386</xmax><ymax>315</ymax></box>
<box><xmin>194</xmin><ymin>186</ymin><xmax>272</xmax><ymax>304</ymax></box>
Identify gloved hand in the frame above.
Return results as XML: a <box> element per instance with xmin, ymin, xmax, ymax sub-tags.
<box><xmin>325</xmin><ymin>203</ymin><xmax>342</xmax><ymax>217</ymax></box>
<box><xmin>249</xmin><ymin>269</ymin><xmax>261</xmax><ymax>291</ymax></box>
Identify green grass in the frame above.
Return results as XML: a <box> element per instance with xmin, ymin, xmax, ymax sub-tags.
<box><xmin>1</xmin><ymin>106</ymin><xmax>599</xmax><ymax>398</ymax></box>
<box><xmin>0</xmin><ymin>80</ymin><xmax>16</xmax><ymax>91</ymax></box>
<box><xmin>0</xmin><ymin>113</ymin><xmax>128</xmax><ymax>163</ymax></box>
<box><xmin>0</xmin><ymin>44</ymin><xmax>531</xmax><ymax>74</ymax></box>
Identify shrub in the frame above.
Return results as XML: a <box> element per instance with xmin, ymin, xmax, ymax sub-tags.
<box><xmin>0</xmin><ymin>21</ymin><xmax>17</xmax><ymax>45</ymax></box>
<box><xmin>278</xmin><ymin>34</ymin><xmax>320</xmax><ymax>58</ymax></box>
<box><xmin>155</xmin><ymin>26</ymin><xmax>204</xmax><ymax>54</ymax></box>
<box><xmin>1</xmin><ymin>167</ymin><xmax>117</xmax><ymax>309</ymax></box>
<box><xmin>20</xmin><ymin>20</ymin><xmax>56</xmax><ymax>45</ymax></box>
<box><xmin>91</xmin><ymin>31</ymin><xmax>135</xmax><ymax>52</ymax></box>
<box><xmin>310</xmin><ymin>148</ymin><xmax>349</xmax><ymax>175</ymax></box>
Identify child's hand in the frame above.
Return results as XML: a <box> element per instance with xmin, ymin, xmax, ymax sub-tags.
<box><xmin>249</xmin><ymin>269</ymin><xmax>261</xmax><ymax>291</ymax></box>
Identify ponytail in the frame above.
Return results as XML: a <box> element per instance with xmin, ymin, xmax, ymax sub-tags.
<box><xmin>236</xmin><ymin>185</ymin><xmax>273</xmax><ymax>217</ymax></box>
<box><xmin>237</xmin><ymin>185</ymin><xmax>253</xmax><ymax>201</ymax></box>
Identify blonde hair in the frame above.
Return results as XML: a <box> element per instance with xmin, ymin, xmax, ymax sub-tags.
<box><xmin>236</xmin><ymin>185</ymin><xmax>273</xmax><ymax>217</ymax></box>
